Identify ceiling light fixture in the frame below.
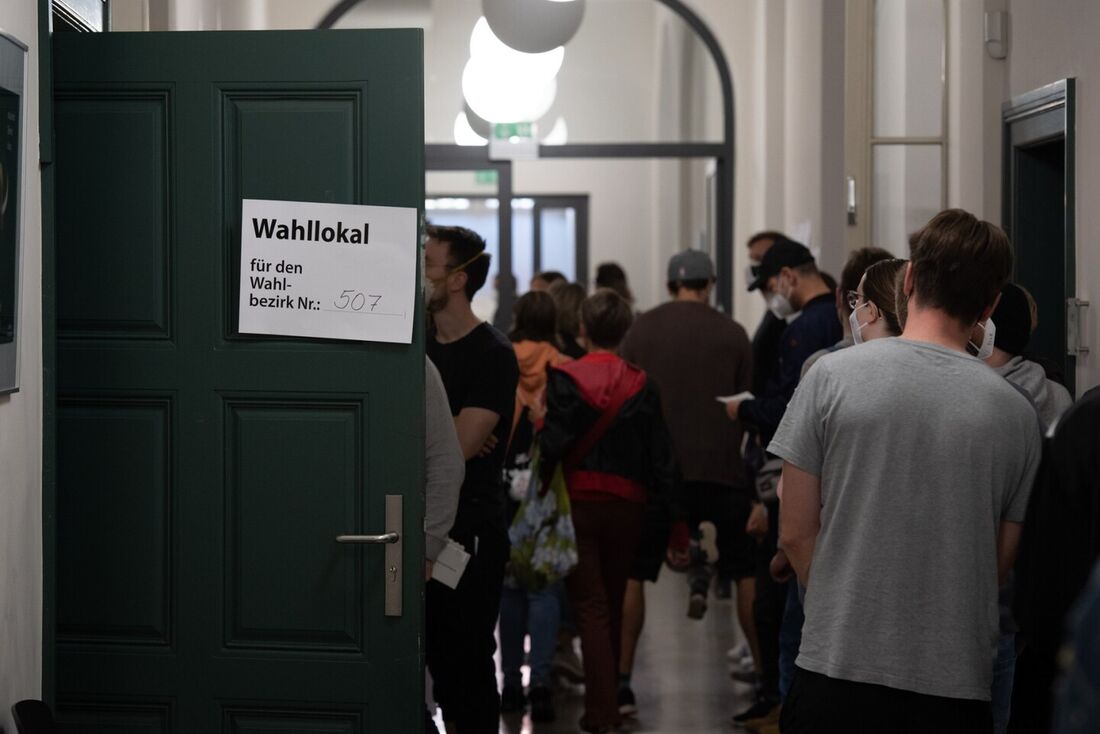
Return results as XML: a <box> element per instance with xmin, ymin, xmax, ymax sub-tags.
<box><xmin>482</xmin><ymin>0</ymin><xmax>586</xmax><ymax>54</ymax></box>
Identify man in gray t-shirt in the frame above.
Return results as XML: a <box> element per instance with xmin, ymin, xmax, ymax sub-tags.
<box><xmin>770</xmin><ymin>210</ymin><xmax>1042</xmax><ymax>734</ymax></box>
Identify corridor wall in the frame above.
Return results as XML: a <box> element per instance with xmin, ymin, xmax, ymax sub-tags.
<box><xmin>0</xmin><ymin>1</ymin><xmax>43</xmax><ymax>732</ymax></box>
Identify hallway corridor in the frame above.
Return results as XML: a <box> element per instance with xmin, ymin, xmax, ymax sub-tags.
<box><xmin>495</xmin><ymin>569</ymin><xmax>753</xmax><ymax>733</ymax></box>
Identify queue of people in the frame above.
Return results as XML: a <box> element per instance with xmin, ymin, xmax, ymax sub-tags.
<box><xmin>421</xmin><ymin>210</ymin><xmax>1098</xmax><ymax>734</ymax></box>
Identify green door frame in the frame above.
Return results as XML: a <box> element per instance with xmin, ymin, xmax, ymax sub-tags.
<box><xmin>1002</xmin><ymin>78</ymin><xmax>1078</xmax><ymax>395</ymax></box>
<box><xmin>39</xmin><ymin>0</ymin><xmax>58</xmax><ymax>706</ymax></box>
<box><xmin>36</xmin><ymin>6</ymin><xmax>428</xmax><ymax>710</ymax></box>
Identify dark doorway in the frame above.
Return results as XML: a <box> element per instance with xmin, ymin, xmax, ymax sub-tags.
<box><xmin>1003</xmin><ymin>79</ymin><xmax>1078</xmax><ymax>396</ymax></box>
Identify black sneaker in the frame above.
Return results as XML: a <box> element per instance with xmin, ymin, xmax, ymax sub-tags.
<box><xmin>579</xmin><ymin>716</ymin><xmax>621</xmax><ymax>734</ymax></box>
<box><xmin>732</xmin><ymin>697</ymin><xmax>776</xmax><ymax>725</ymax></box>
<box><xmin>529</xmin><ymin>685</ymin><xmax>555</xmax><ymax>722</ymax></box>
<box><xmin>617</xmin><ymin>686</ymin><xmax>638</xmax><ymax>717</ymax></box>
<box><xmin>499</xmin><ymin>684</ymin><xmax>526</xmax><ymax>714</ymax></box>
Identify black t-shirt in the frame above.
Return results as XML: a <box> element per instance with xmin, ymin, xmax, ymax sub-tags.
<box><xmin>427</xmin><ymin>322</ymin><xmax>519</xmax><ymax>530</ymax></box>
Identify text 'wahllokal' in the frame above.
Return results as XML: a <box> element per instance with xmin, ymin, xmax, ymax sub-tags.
<box><xmin>251</xmin><ymin>217</ymin><xmax>370</xmax><ymax>245</ymax></box>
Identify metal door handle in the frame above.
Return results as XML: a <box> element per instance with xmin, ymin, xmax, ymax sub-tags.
<box><xmin>335</xmin><ymin>532</ymin><xmax>399</xmax><ymax>544</ymax></box>
<box><xmin>1067</xmin><ymin>298</ymin><xmax>1091</xmax><ymax>356</ymax></box>
<box><xmin>335</xmin><ymin>495</ymin><xmax>403</xmax><ymax>616</ymax></box>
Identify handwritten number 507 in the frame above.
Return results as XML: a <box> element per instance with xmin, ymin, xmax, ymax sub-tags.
<box><xmin>334</xmin><ymin>290</ymin><xmax>382</xmax><ymax>312</ymax></box>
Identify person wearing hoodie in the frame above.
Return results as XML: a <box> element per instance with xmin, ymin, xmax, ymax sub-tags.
<box><xmin>499</xmin><ymin>290</ymin><xmax>572</xmax><ymax>722</ymax></box>
<box><xmin>974</xmin><ymin>283</ymin><xmax>1074</xmax><ymax>733</ymax></box>
<box><xmin>983</xmin><ymin>283</ymin><xmax>1073</xmax><ymax>433</ymax></box>
<box><xmin>540</xmin><ymin>289</ymin><xmax>677</xmax><ymax>734</ymax></box>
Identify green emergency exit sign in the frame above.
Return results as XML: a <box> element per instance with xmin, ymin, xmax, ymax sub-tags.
<box><xmin>493</xmin><ymin>122</ymin><xmax>533</xmax><ymax>140</ymax></box>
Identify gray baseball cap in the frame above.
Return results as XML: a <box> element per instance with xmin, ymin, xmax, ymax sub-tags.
<box><xmin>667</xmin><ymin>250</ymin><xmax>715</xmax><ymax>283</ymax></box>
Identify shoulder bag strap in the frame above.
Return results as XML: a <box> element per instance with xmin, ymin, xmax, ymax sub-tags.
<box><xmin>564</xmin><ymin>375</ymin><xmax>638</xmax><ymax>471</ymax></box>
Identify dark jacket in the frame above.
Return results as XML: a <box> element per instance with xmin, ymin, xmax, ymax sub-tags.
<box><xmin>751</xmin><ymin>310</ymin><xmax>787</xmax><ymax>397</ymax></box>
<box><xmin>1012</xmin><ymin>386</ymin><xmax>1100</xmax><ymax>733</ymax></box>
<box><xmin>539</xmin><ymin>353</ymin><xmax>677</xmax><ymax>508</ymax></box>
<box><xmin>739</xmin><ymin>292</ymin><xmax>842</xmax><ymax>444</ymax></box>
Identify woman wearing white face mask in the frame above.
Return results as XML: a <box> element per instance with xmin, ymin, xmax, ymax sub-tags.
<box><xmin>848</xmin><ymin>258</ymin><xmax>908</xmax><ymax>344</ymax></box>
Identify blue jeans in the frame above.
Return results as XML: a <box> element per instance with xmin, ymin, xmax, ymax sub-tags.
<box><xmin>778</xmin><ymin>581</ymin><xmax>805</xmax><ymax>700</ymax></box>
<box><xmin>991</xmin><ymin>632</ymin><xmax>1016</xmax><ymax>734</ymax></box>
<box><xmin>1054</xmin><ymin>563</ymin><xmax>1100</xmax><ymax>734</ymax></box>
<box><xmin>500</xmin><ymin>582</ymin><xmax>563</xmax><ymax>689</ymax></box>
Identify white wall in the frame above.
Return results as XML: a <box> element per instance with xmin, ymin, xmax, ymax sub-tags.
<box><xmin>0</xmin><ymin>0</ymin><xmax>43</xmax><ymax>731</ymax></box>
<box><xmin>954</xmin><ymin>0</ymin><xmax>1100</xmax><ymax>394</ymax></box>
<box><xmin>1001</xmin><ymin>0</ymin><xmax>1100</xmax><ymax>393</ymax></box>
<box><xmin>675</xmin><ymin>0</ymin><xmax>771</xmax><ymax>328</ymax></box>
<box><xmin>679</xmin><ymin>0</ymin><xmax>846</xmax><ymax>327</ymax></box>
<box><xmin>946</xmin><ymin>0</ymin><xmax>1004</xmax><ymax>221</ymax></box>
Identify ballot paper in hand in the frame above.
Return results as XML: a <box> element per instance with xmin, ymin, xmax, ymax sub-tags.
<box><xmin>431</xmin><ymin>539</ymin><xmax>471</xmax><ymax>589</ymax></box>
<box><xmin>716</xmin><ymin>391</ymin><xmax>755</xmax><ymax>405</ymax></box>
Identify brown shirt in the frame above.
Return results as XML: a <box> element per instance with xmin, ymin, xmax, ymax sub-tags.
<box><xmin>621</xmin><ymin>300</ymin><xmax>752</xmax><ymax>489</ymax></box>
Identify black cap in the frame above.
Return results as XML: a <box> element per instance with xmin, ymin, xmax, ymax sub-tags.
<box><xmin>992</xmin><ymin>283</ymin><xmax>1032</xmax><ymax>356</ymax></box>
<box><xmin>748</xmin><ymin>236</ymin><xmax>814</xmax><ymax>291</ymax></box>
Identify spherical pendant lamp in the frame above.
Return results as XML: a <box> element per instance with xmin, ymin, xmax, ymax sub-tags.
<box><xmin>462</xmin><ymin>55</ymin><xmax>558</xmax><ymax>123</ymax></box>
<box><xmin>482</xmin><ymin>0</ymin><xmax>586</xmax><ymax>54</ymax></box>
<box><xmin>469</xmin><ymin>16</ymin><xmax>564</xmax><ymax>83</ymax></box>
<box><xmin>463</xmin><ymin>103</ymin><xmax>493</xmax><ymax>139</ymax></box>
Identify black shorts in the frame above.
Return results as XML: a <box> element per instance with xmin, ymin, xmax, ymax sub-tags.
<box><xmin>682</xmin><ymin>481</ymin><xmax>756</xmax><ymax>581</ymax></box>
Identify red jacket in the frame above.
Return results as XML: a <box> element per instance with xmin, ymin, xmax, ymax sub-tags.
<box><xmin>540</xmin><ymin>353</ymin><xmax>677</xmax><ymax>505</ymax></box>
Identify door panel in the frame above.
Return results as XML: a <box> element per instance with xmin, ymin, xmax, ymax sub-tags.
<box><xmin>55</xmin><ymin>701</ymin><xmax>172</xmax><ymax>734</ymax></box>
<box><xmin>55</xmin><ymin>91</ymin><xmax>172</xmax><ymax>339</ymax></box>
<box><xmin>224</xmin><ymin>399</ymin><xmax>364</xmax><ymax>653</ymax></box>
<box><xmin>57</xmin><ymin>397</ymin><xmax>173</xmax><ymax>647</ymax></box>
<box><xmin>222</xmin><ymin>706</ymin><xmax>361</xmax><ymax>734</ymax></box>
<box><xmin>222</xmin><ymin>88</ymin><xmax>363</xmax><ymax>339</ymax></box>
<box><xmin>54</xmin><ymin>31</ymin><xmax>424</xmax><ymax>732</ymax></box>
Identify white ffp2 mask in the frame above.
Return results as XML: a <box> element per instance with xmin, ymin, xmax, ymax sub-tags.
<box><xmin>969</xmin><ymin>318</ymin><xmax>996</xmax><ymax>360</ymax></box>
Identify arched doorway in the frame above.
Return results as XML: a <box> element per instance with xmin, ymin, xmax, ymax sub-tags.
<box><xmin>319</xmin><ymin>0</ymin><xmax>736</xmax><ymax>315</ymax></box>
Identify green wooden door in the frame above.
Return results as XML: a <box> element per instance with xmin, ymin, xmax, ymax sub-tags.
<box><xmin>52</xmin><ymin>31</ymin><xmax>424</xmax><ymax>732</ymax></box>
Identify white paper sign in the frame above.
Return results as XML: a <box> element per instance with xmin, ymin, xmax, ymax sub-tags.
<box><xmin>431</xmin><ymin>539</ymin><xmax>471</xmax><ymax>589</ymax></box>
<box><xmin>238</xmin><ymin>199</ymin><xmax>418</xmax><ymax>344</ymax></box>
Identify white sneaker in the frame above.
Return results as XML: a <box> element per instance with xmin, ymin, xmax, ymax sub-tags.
<box><xmin>727</xmin><ymin>642</ymin><xmax>749</xmax><ymax>661</ymax></box>
<box><xmin>698</xmin><ymin>521</ymin><xmax>719</xmax><ymax>564</ymax></box>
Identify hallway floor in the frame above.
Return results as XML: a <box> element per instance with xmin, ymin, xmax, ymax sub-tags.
<box><xmin>497</xmin><ymin>568</ymin><xmax>754</xmax><ymax>733</ymax></box>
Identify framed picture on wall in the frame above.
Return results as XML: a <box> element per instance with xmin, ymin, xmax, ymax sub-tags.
<box><xmin>0</xmin><ymin>32</ymin><xmax>27</xmax><ymax>394</ymax></box>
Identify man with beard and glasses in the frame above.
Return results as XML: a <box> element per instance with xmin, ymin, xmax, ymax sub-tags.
<box><xmin>423</xmin><ymin>225</ymin><xmax>519</xmax><ymax>733</ymax></box>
